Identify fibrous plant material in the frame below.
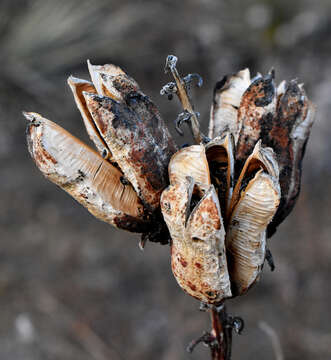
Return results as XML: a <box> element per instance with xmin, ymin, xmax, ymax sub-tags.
<box><xmin>26</xmin><ymin>61</ymin><xmax>177</xmax><ymax>242</ymax></box>
<box><xmin>25</xmin><ymin>56</ymin><xmax>315</xmax><ymax>360</ymax></box>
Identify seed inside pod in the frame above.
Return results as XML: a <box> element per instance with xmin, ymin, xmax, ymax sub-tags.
<box><xmin>205</xmin><ymin>132</ymin><xmax>235</xmax><ymax>220</ymax></box>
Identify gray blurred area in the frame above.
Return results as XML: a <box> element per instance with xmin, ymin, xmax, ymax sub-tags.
<box><xmin>0</xmin><ymin>0</ymin><xmax>331</xmax><ymax>359</ymax></box>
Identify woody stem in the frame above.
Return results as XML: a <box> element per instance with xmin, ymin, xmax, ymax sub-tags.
<box><xmin>210</xmin><ymin>305</ymin><xmax>232</xmax><ymax>360</ymax></box>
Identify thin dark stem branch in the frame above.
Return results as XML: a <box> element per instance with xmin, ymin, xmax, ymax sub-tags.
<box><xmin>210</xmin><ymin>307</ymin><xmax>226</xmax><ymax>360</ymax></box>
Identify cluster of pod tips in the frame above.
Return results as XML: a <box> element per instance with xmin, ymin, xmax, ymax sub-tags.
<box><xmin>25</xmin><ymin>61</ymin><xmax>177</xmax><ymax>242</ymax></box>
<box><xmin>161</xmin><ymin>62</ymin><xmax>315</xmax><ymax>303</ymax></box>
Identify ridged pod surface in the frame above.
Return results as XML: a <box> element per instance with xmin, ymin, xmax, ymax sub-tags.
<box><xmin>25</xmin><ymin>112</ymin><xmax>149</xmax><ymax>232</ymax></box>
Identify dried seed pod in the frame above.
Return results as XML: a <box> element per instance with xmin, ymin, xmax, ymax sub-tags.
<box><xmin>229</xmin><ymin>140</ymin><xmax>279</xmax><ymax>217</ymax></box>
<box><xmin>208</xmin><ymin>68</ymin><xmax>251</xmax><ymax>141</ymax></box>
<box><xmin>235</xmin><ymin>72</ymin><xmax>277</xmax><ymax>169</ymax></box>
<box><xmin>226</xmin><ymin>171</ymin><xmax>280</xmax><ymax>296</ymax></box>
<box><xmin>168</xmin><ymin>145</ymin><xmax>211</xmax><ymax>186</ymax></box>
<box><xmin>161</xmin><ymin>178</ymin><xmax>231</xmax><ymax>303</ymax></box>
<box><xmin>265</xmin><ymin>81</ymin><xmax>316</xmax><ymax>237</ymax></box>
<box><xmin>83</xmin><ymin>91</ymin><xmax>177</xmax><ymax>211</ymax></box>
<box><xmin>25</xmin><ymin>112</ymin><xmax>149</xmax><ymax>233</ymax></box>
<box><xmin>67</xmin><ymin>76</ymin><xmax>112</xmax><ymax>159</ymax></box>
<box><xmin>205</xmin><ymin>132</ymin><xmax>235</xmax><ymax>218</ymax></box>
<box><xmin>87</xmin><ymin>60</ymin><xmax>140</xmax><ymax>101</ymax></box>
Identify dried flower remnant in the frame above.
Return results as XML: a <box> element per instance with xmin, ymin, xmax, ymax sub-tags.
<box><xmin>25</xmin><ymin>61</ymin><xmax>177</xmax><ymax>241</ymax></box>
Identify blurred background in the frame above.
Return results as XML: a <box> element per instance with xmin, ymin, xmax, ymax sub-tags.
<box><xmin>0</xmin><ymin>0</ymin><xmax>331</xmax><ymax>359</ymax></box>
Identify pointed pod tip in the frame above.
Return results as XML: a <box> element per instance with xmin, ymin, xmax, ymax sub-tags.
<box><xmin>67</xmin><ymin>75</ymin><xmax>77</xmax><ymax>85</ymax></box>
<box><xmin>23</xmin><ymin>111</ymin><xmax>40</xmax><ymax>123</ymax></box>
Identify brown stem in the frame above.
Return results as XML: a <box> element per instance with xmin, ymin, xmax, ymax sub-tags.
<box><xmin>210</xmin><ymin>307</ymin><xmax>225</xmax><ymax>360</ymax></box>
<box><xmin>209</xmin><ymin>305</ymin><xmax>233</xmax><ymax>360</ymax></box>
<box><xmin>164</xmin><ymin>55</ymin><xmax>204</xmax><ymax>144</ymax></box>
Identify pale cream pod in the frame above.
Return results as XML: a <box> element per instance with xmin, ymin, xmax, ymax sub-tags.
<box><xmin>161</xmin><ymin>178</ymin><xmax>231</xmax><ymax>303</ymax></box>
<box><xmin>161</xmin><ymin>146</ymin><xmax>231</xmax><ymax>303</ymax></box>
<box><xmin>225</xmin><ymin>142</ymin><xmax>280</xmax><ymax>295</ymax></box>
<box><xmin>25</xmin><ymin>112</ymin><xmax>149</xmax><ymax>233</ymax></box>
<box><xmin>168</xmin><ymin>144</ymin><xmax>211</xmax><ymax>186</ymax></box>
<box><xmin>208</xmin><ymin>68</ymin><xmax>251</xmax><ymax>141</ymax></box>
<box><xmin>226</xmin><ymin>171</ymin><xmax>280</xmax><ymax>296</ymax></box>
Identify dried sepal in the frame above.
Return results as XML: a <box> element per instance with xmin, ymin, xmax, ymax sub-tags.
<box><xmin>235</xmin><ymin>72</ymin><xmax>277</xmax><ymax>167</ymax></box>
<box><xmin>83</xmin><ymin>91</ymin><xmax>177</xmax><ymax>211</ymax></box>
<box><xmin>25</xmin><ymin>112</ymin><xmax>149</xmax><ymax>232</ymax></box>
<box><xmin>168</xmin><ymin>145</ymin><xmax>211</xmax><ymax>186</ymax></box>
<box><xmin>208</xmin><ymin>68</ymin><xmax>251</xmax><ymax>141</ymax></box>
<box><xmin>226</xmin><ymin>171</ymin><xmax>280</xmax><ymax>295</ymax></box>
<box><xmin>161</xmin><ymin>178</ymin><xmax>231</xmax><ymax>303</ymax></box>
<box><xmin>205</xmin><ymin>132</ymin><xmax>235</xmax><ymax>218</ymax></box>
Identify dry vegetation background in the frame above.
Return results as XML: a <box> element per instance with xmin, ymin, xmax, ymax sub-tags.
<box><xmin>1</xmin><ymin>0</ymin><xmax>331</xmax><ymax>359</ymax></box>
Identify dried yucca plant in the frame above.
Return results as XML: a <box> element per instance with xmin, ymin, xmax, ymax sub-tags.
<box><xmin>25</xmin><ymin>55</ymin><xmax>315</xmax><ymax>360</ymax></box>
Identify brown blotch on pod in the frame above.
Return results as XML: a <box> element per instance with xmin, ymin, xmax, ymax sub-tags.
<box><xmin>83</xmin><ymin>90</ymin><xmax>177</xmax><ymax>212</ymax></box>
<box><xmin>161</xmin><ymin>178</ymin><xmax>231</xmax><ymax>304</ymax></box>
<box><xmin>235</xmin><ymin>72</ymin><xmax>277</xmax><ymax>170</ymax></box>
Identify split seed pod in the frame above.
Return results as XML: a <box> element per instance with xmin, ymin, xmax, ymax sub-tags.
<box><xmin>225</xmin><ymin>142</ymin><xmax>280</xmax><ymax>295</ymax></box>
<box><xmin>161</xmin><ymin>146</ymin><xmax>231</xmax><ymax>303</ymax></box>
<box><xmin>210</xmin><ymin>68</ymin><xmax>315</xmax><ymax>237</ymax></box>
<box><xmin>26</xmin><ymin>61</ymin><xmax>177</xmax><ymax>233</ymax></box>
<box><xmin>161</xmin><ymin>139</ymin><xmax>280</xmax><ymax>301</ymax></box>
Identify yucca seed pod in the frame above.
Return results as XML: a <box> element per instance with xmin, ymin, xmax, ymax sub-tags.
<box><xmin>67</xmin><ymin>76</ymin><xmax>112</xmax><ymax>160</ymax></box>
<box><xmin>229</xmin><ymin>140</ymin><xmax>279</xmax><ymax>218</ymax></box>
<box><xmin>226</xmin><ymin>171</ymin><xmax>280</xmax><ymax>296</ymax></box>
<box><xmin>87</xmin><ymin>60</ymin><xmax>140</xmax><ymax>101</ymax></box>
<box><xmin>265</xmin><ymin>81</ymin><xmax>316</xmax><ymax>236</ymax></box>
<box><xmin>168</xmin><ymin>145</ymin><xmax>211</xmax><ymax>186</ymax></box>
<box><xmin>161</xmin><ymin>178</ymin><xmax>231</xmax><ymax>303</ymax></box>
<box><xmin>83</xmin><ymin>91</ymin><xmax>177</xmax><ymax>212</ymax></box>
<box><xmin>235</xmin><ymin>71</ymin><xmax>277</xmax><ymax>169</ymax></box>
<box><xmin>25</xmin><ymin>112</ymin><xmax>149</xmax><ymax>232</ymax></box>
<box><xmin>209</xmin><ymin>69</ymin><xmax>251</xmax><ymax>141</ymax></box>
<box><xmin>68</xmin><ymin>61</ymin><xmax>178</xmax><ymax>213</ymax></box>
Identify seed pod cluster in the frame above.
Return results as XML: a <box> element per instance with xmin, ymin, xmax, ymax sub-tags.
<box><xmin>26</xmin><ymin>61</ymin><xmax>177</xmax><ymax>234</ymax></box>
<box><xmin>161</xmin><ymin>66</ymin><xmax>314</xmax><ymax>303</ymax></box>
<box><xmin>26</xmin><ymin>58</ymin><xmax>315</xmax><ymax>305</ymax></box>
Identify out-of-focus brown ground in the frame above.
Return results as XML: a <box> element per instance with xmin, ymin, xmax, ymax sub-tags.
<box><xmin>1</xmin><ymin>0</ymin><xmax>331</xmax><ymax>359</ymax></box>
